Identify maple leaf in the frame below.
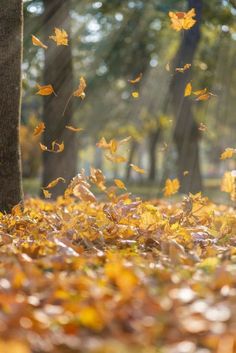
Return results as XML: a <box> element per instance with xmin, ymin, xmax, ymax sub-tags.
<box><xmin>169</xmin><ymin>8</ymin><xmax>196</xmax><ymax>31</ymax></box>
<box><xmin>33</xmin><ymin>122</ymin><xmax>45</xmax><ymax>136</ymax></box>
<box><xmin>220</xmin><ymin>148</ymin><xmax>236</xmax><ymax>160</ymax></box>
<box><xmin>31</xmin><ymin>35</ymin><xmax>48</xmax><ymax>49</ymax></box>
<box><xmin>130</xmin><ymin>164</ymin><xmax>145</xmax><ymax>174</ymax></box>
<box><xmin>184</xmin><ymin>82</ymin><xmax>192</xmax><ymax>97</ymax></box>
<box><xmin>49</xmin><ymin>28</ymin><xmax>68</xmax><ymax>46</ymax></box>
<box><xmin>164</xmin><ymin>178</ymin><xmax>180</xmax><ymax>197</ymax></box>
<box><xmin>128</xmin><ymin>73</ymin><xmax>142</xmax><ymax>84</ymax></box>
<box><xmin>36</xmin><ymin>84</ymin><xmax>56</xmax><ymax>96</ymax></box>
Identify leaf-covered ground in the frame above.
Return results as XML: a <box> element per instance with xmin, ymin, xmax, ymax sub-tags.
<box><xmin>1</xmin><ymin>187</ymin><xmax>236</xmax><ymax>353</ymax></box>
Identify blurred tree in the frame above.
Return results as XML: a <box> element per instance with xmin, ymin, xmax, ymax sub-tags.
<box><xmin>0</xmin><ymin>0</ymin><xmax>23</xmax><ymax>212</ymax></box>
<box><xmin>42</xmin><ymin>0</ymin><xmax>77</xmax><ymax>197</ymax></box>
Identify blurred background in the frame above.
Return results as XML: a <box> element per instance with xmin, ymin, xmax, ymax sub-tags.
<box><xmin>22</xmin><ymin>0</ymin><xmax>236</xmax><ymax>201</ymax></box>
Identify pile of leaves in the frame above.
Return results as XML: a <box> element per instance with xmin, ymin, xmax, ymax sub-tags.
<box><xmin>1</xmin><ymin>172</ymin><xmax>236</xmax><ymax>353</ymax></box>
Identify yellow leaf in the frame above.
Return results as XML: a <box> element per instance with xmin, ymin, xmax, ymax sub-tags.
<box><xmin>175</xmin><ymin>63</ymin><xmax>191</xmax><ymax>73</ymax></box>
<box><xmin>73</xmin><ymin>184</ymin><xmax>96</xmax><ymax>202</ymax></box>
<box><xmin>132</xmin><ymin>91</ymin><xmax>139</xmax><ymax>98</ymax></box>
<box><xmin>220</xmin><ymin>148</ymin><xmax>236</xmax><ymax>160</ymax></box>
<box><xmin>184</xmin><ymin>82</ymin><xmax>192</xmax><ymax>97</ymax></box>
<box><xmin>49</xmin><ymin>27</ymin><xmax>68</xmax><ymax>46</ymax></box>
<box><xmin>105</xmin><ymin>154</ymin><xmax>127</xmax><ymax>163</ymax></box>
<box><xmin>163</xmin><ymin>178</ymin><xmax>180</xmax><ymax>197</ymax></box>
<box><xmin>73</xmin><ymin>77</ymin><xmax>86</xmax><ymax>99</ymax></box>
<box><xmin>44</xmin><ymin>177</ymin><xmax>66</xmax><ymax>189</ymax></box>
<box><xmin>183</xmin><ymin>170</ymin><xmax>189</xmax><ymax>176</ymax></box>
<box><xmin>165</xmin><ymin>62</ymin><xmax>170</xmax><ymax>72</ymax></box>
<box><xmin>39</xmin><ymin>141</ymin><xmax>64</xmax><ymax>153</ymax></box>
<box><xmin>31</xmin><ymin>35</ymin><xmax>48</xmax><ymax>49</ymax></box>
<box><xmin>195</xmin><ymin>93</ymin><xmax>211</xmax><ymax>101</ymax></box>
<box><xmin>221</xmin><ymin>171</ymin><xmax>236</xmax><ymax>201</ymax></box>
<box><xmin>36</xmin><ymin>84</ymin><xmax>56</xmax><ymax>96</ymax></box>
<box><xmin>169</xmin><ymin>8</ymin><xmax>196</xmax><ymax>32</ymax></box>
<box><xmin>114</xmin><ymin>179</ymin><xmax>127</xmax><ymax>190</ymax></box>
<box><xmin>65</xmin><ymin>125</ymin><xmax>84</xmax><ymax>132</ymax></box>
<box><xmin>33</xmin><ymin>122</ymin><xmax>45</xmax><ymax>136</ymax></box>
<box><xmin>42</xmin><ymin>189</ymin><xmax>52</xmax><ymax>199</ymax></box>
<box><xmin>130</xmin><ymin>164</ymin><xmax>145</xmax><ymax>174</ymax></box>
<box><xmin>128</xmin><ymin>73</ymin><xmax>142</xmax><ymax>84</ymax></box>
<box><xmin>193</xmin><ymin>88</ymin><xmax>207</xmax><ymax>96</ymax></box>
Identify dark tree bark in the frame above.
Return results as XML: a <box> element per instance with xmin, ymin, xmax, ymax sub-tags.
<box><xmin>125</xmin><ymin>141</ymin><xmax>137</xmax><ymax>182</ymax></box>
<box><xmin>148</xmin><ymin>129</ymin><xmax>161</xmax><ymax>182</ymax></box>
<box><xmin>171</xmin><ymin>0</ymin><xmax>203</xmax><ymax>193</ymax></box>
<box><xmin>42</xmin><ymin>0</ymin><xmax>77</xmax><ymax>197</ymax></box>
<box><xmin>0</xmin><ymin>0</ymin><xmax>23</xmax><ymax>213</ymax></box>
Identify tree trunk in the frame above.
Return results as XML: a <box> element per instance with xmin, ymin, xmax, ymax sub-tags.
<box><xmin>42</xmin><ymin>0</ymin><xmax>77</xmax><ymax>197</ymax></box>
<box><xmin>171</xmin><ymin>0</ymin><xmax>203</xmax><ymax>193</ymax></box>
<box><xmin>125</xmin><ymin>141</ymin><xmax>137</xmax><ymax>182</ymax></box>
<box><xmin>0</xmin><ymin>0</ymin><xmax>23</xmax><ymax>213</ymax></box>
<box><xmin>148</xmin><ymin>129</ymin><xmax>161</xmax><ymax>182</ymax></box>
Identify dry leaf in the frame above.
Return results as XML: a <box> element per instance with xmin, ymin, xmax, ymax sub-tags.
<box><xmin>33</xmin><ymin>122</ymin><xmax>45</xmax><ymax>136</ymax></box>
<box><xmin>65</xmin><ymin>125</ymin><xmax>84</xmax><ymax>132</ymax></box>
<box><xmin>220</xmin><ymin>148</ymin><xmax>236</xmax><ymax>160</ymax></box>
<box><xmin>169</xmin><ymin>8</ymin><xmax>196</xmax><ymax>31</ymax></box>
<box><xmin>36</xmin><ymin>84</ymin><xmax>56</xmax><ymax>96</ymax></box>
<box><xmin>130</xmin><ymin>164</ymin><xmax>145</xmax><ymax>174</ymax></box>
<box><xmin>114</xmin><ymin>179</ymin><xmax>127</xmax><ymax>190</ymax></box>
<box><xmin>42</xmin><ymin>189</ymin><xmax>52</xmax><ymax>199</ymax></box>
<box><xmin>132</xmin><ymin>91</ymin><xmax>139</xmax><ymax>98</ymax></box>
<box><xmin>184</xmin><ymin>82</ymin><xmax>192</xmax><ymax>97</ymax></box>
<box><xmin>31</xmin><ymin>35</ymin><xmax>48</xmax><ymax>49</ymax></box>
<box><xmin>44</xmin><ymin>177</ymin><xmax>66</xmax><ymax>189</ymax></box>
<box><xmin>40</xmin><ymin>141</ymin><xmax>64</xmax><ymax>153</ymax></box>
<box><xmin>176</xmin><ymin>63</ymin><xmax>191</xmax><ymax>73</ymax></box>
<box><xmin>73</xmin><ymin>77</ymin><xmax>87</xmax><ymax>99</ymax></box>
<box><xmin>163</xmin><ymin>178</ymin><xmax>180</xmax><ymax>196</ymax></box>
<box><xmin>49</xmin><ymin>28</ymin><xmax>68</xmax><ymax>46</ymax></box>
<box><xmin>128</xmin><ymin>73</ymin><xmax>142</xmax><ymax>84</ymax></box>
<box><xmin>105</xmin><ymin>154</ymin><xmax>127</xmax><ymax>163</ymax></box>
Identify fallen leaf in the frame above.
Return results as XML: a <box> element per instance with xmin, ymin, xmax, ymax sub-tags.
<box><xmin>130</xmin><ymin>164</ymin><xmax>145</xmax><ymax>174</ymax></box>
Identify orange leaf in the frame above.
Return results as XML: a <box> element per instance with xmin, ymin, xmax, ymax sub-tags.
<box><xmin>105</xmin><ymin>154</ymin><xmax>127</xmax><ymax>163</ymax></box>
<box><xmin>32</xmin><ymin>35</ymin><xmax>48</xmax><ymax>49</ymax></box>
<box><xmin>44</xmin><ymin>177</ymin><xmax>66</xmax><ymax>189</ymax></box>
<box><xmin>73</xmin><ymin>77</ymin><xmax>86</xmax><ymax>99</ymax></box>
<box><xmin>49</xmin><ymin>28</ymin><xmax>68</xmax><ymax>46</ymax></box>
<box><xmin>42</xmin><ymin>189</ymin><xmax>52</xmax><ymax>199</ymax></box>
<box><xmin>130</xmin><ymin>164</ymin><xmax>145</xmax><ymax>174</ymax></box>
<box><xmin>163</xmin><ymin>178</ymin><xmax>180</xmax><ymax>197</ymax></box>
<box><xmin>36</xmin><ymin>84</ymin><xmax>56</xmax><ymax>96</ymax></box>
<box><xmin>175</xmin><ymin>63</ymin><xmax>191</xmax><ymax>73</ymax></box>
<box><xmin>114</xmin><ymin>179</ymin><xmax>127</xmax><ymax>190</ymax></box>
<box><xmin>40</xmin><ymin>141</ymin><xmax>64</xmax><ymax>153</ymax></box>
<box><xmin>169</xmin><ymin>8</ymin><xmax>196</xmax><ymax>31</ymax></box>
<box><xmin>128</xmin><ymin>73</ymin><xmax>142</xmax><ymax>84</ymax></box>
<box><xmin>65</xmin><ymin>125</ymin><xmax>84</xmax><ymax>132</ymax></box>
<box><xmin>73</xmin><ymin>184</ymin><xmax>96</xmax><ymax>202</ymax></box>
<box><xmin>33</xmin><ymin>122</ymin><xmax>45</xmax><ymax>136</ymax></box>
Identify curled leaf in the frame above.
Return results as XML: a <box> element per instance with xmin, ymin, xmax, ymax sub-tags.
<box><xmin>128</xmin><ymin>73</ymin><xmax>142</xmax><ymax>84</ymax></box>
<box><xmin>73</xmin><ymin>77</ymin><xmax>87</xmax><ymax>99</ymax></box>
<box><xmin>65</xmin><ymin>125</ymin><xmax>84</xmax><ymax>132</ymax></box>
<box><xmin>40</xmin><ymin>141</ymin><xmax>64</xmax><ymax>153</ymax></box>
<box><xmin>44</xmin><ymin>177</ymin><xmax>66</xmax><ymax>189</ymax></box>
<box><xmin>33</xmin><ymin>122</ymin><xmax>45</xmax><ymax>136</ymax></box>
<box><xmin>31</xmin><ymin>35</ymin><xmax>48</xmax><ymax>49</ymax></box>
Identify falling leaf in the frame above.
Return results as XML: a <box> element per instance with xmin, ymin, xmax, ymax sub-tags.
<box><xmin>169</xmin><ymin>8</ymin><xmax>196</xmax><ymax>31</ymax></box>
<box><xmin>31</xmin><ymin>35</ymin><xmax>48</xmax><ymax>49</ymax></box>
<box><xmin>36</xmin><ymin>84</ymin><xmax>56</xmax><ymax>96</ymax></box>
<box><xmin>220</xmin><ymin>148</ymin><xmax>236</xmax><ymax>160</ymax></box>
<box><xmin>165</xmin><ymin>63</ymin><xmax>170</xmax><ymax>72</ymax></box>
<box><xmin>42</xmin><ymin>189</ymin><xmax>52</xmax><ymax>199</ymax></box>
<box><xmin>163</xmin><ymin>178</ymin><xmax>180</xmax><ymax>197</ymax></box>
<box><xmin>33</xmin><ymin>122</ymin><xmax>45</xmax><ymax>136</ymax></box>
<box><xmin>73</xmin><ymin>77</ymin><xmax>87</xmax><ymax>99</ymax></box>
<box><xmin>128</xmin><ymin>73</ymin><xmax>142</xmax><ymax>84</ymax></box>
<box><xmin>73</xmin><ymin>184</ymin><xmax>96</xmax><ymax>202</ymax></box>
<box><xmin>44</xmin><ymin>177</ymin><xmax>66</xmax><ymax>189</ymax></box>
<box><xmin>130</xmin><ymin>164</ymin><xmax>145</xmax><ymax>174</ymax></box>
<box><xmin>175</xmin><ymin>63</ymin><xmax>191</xmax><ymax>73</ymax></box>
<box><xmin>65</xmin><ymin>125</ymin><xmax>84</xmax><ymax>132</ymax></box>
<box><xmin>49</xmin><ymin>28</ymin><xmax>68</xmax><ymax>46</ymax></box>
<box><xmin>184</xmin><ymin>82</ymin><xmax>192</xmax><ymax>97</ymax></box>
<box><xmin>196</xmin><ymin>92</ymin><xmax>212</xmax><ymax>101</ymax></box>
<box><xmin>39</xmin><ymin>141</ymin><xmax>64</xmax><ymax>153</ymax></box>
<box><xmin>198</xmin><ymin>122</ymin><xmax>207</xmax><ymax>132</ymax></box>
<box><xmin>193</xmin><ymin>88</ymin><xmax>207</xmax><ymax>96</ymax></box>
<box><xmin>132</xmin><ymin>91</ymin><xmax>139</xmax><ymax>98</ymax></box>
<box><xmin>105</xmin><ymin>154</ymin><xmax>127</xmax><ymax>163</ymax></box>
<box><xmin>183</xmin><ymin>170</ymin><xmax>189</xmax><ymax>176</ymax></box>
<box><xmin>114</xmin><ymin>179</ymin><xmax>127</xmax><ymax>190</ymax></box>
